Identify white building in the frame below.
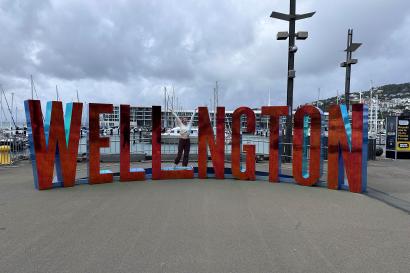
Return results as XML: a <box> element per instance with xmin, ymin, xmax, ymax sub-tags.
<box><xmin>99</xmin><ymin>106</ymin><xmax>285</xmax><ymax>131</ymax></box>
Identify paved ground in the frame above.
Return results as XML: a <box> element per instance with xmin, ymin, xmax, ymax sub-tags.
<box><xmin>367</xmin><ymin>160</ymin><xmax>410</xmax><ymax>199</ymax></box>
<box><xmin>1</xmin><ymin>160</ymin><xmax>410</xmax><ymax>273</ymax></box>
<box><xmin>75</xmin><ymin>158</ymin><xmax>410</xmax><ymax>213</ymax></box>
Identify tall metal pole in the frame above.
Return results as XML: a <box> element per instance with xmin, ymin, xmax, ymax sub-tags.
<box><xmin>344</xmin><ymin>29</ymin><xmax>353</xmax><ymax>108</ymax></box>
<box><xmin>270</xmin><ymin>0</ymin><xmax>315</xmax><ymax>161</ymax></box>
<box><xmin>287</xmin><ymin>0</ymin><xmax>296</xmax><ymax>115</ymax></box>
<box><xmin>283</xmin><ymin>0</ymin><xmax>297</xmax><ymax>158</ymax></box>
<box><xmin>341</xmin><ymin>28</ymin><xmax>361</xmax><ymax>110</ymax></box>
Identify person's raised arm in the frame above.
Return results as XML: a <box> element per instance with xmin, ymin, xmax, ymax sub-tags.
<box><xmin>187</xmin><ymin>109</ymin><xmax>197</xmax><ymax>131</ymax></box>
<box><xmin>172</xmin><ymin>110</ymin><xmax>182</xmax><ymax>127</ymax></box>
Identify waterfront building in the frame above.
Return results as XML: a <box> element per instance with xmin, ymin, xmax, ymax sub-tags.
<box><xmin>99</xmin><ymin>106</ymin><xmax>283</xmax><ymax>131</ymax></box>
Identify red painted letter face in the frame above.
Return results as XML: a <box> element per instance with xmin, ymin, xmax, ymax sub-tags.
<box><xmin>198</xmin><ymin>107</ymin><xmax>225</xmax><ymax>179</ymax></box>
<box><xmin>327</xmin><ymin>104</ymin><xmax>368</xmax><ymax>193</ymax></box>
<box><xmin>231</xmin><ymin>107</ymin><xmax>256</xmax><ymax>180</ymax></box>
<box><xmin>24</xmin><ymin>100</ymin><xmax>83</xmax><ymax>190</ymax></box>
<box><xmin>261</xmin><ymin>106</ymin><xmax>288</xmax><ymax>182</ymax></box>
<box><xmin>292</xmin><ymin>106</ymin><xmax>323</xmax><ymax>186</ymax></box>
<box><xmin>120</xmin><ymin>105</ymin><xmax>145</xmax><ymax>182</ymax></box>
<box><xmin>151</xmin><ymin>106</ymin><xmax>194</xmax><ymax>180</ymax></box>
<box><xmin>88</xmin><ymin>103</ymin><xmax>114</xmax><ymax>184</ymax></box>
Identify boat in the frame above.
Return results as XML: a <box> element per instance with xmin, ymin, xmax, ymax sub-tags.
<box><xmin>143</xmin><ymin>127</ymin><xmax>232</xmax><ymax>144</ymax></box>
<box><xmin>161</xmin><ymin>127</ymin><xmax>199</xmax><ymax>144</ymax></box>
<box><xmin>161</xmin><ymin>127</ymin><xmax>232</xmax><ymax>144</ymax></box>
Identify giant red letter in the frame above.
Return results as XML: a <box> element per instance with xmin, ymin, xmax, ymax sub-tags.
<box><xmin>261</xmin><ymin>106</ymin><xmax>288</xmax><ymax>182</ymax></box>
<box><xmin>327</xmin><ymin>104</ymin><xmax>368</xmax><ymax>193</ymax></box>
<box><xmin>198</xmin><ymin>107</ymin><xmax>225</xmax><ymax>179</ymax></box>
<box><xmin>231</xmin><ymin>107</ymin><xmax>256</xmax><ymax>180</ymax></box>
<box><xmin>293</xmin><ymin>105</ymin><xmax>323</xmax><ymax>186</ymax></box>
<box><xmin>120</xmin><ymin>105</ymin><xmax>145</xmax><ymax>181</ymax></box>
<box><xmin>88</xmin><ymin>103</ymin><xmax>113</xmax><ymax>184</ymax></box>
<box><xmin>24</xmin><ymin>100</ymin><xmax>82</xmax><ymax>190</ymax></box>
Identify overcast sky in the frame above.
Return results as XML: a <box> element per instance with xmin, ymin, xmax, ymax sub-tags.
<box><xmin>1</xmin><ymin>0</ymin><xmax>410</xmax><ymax>121</ymax></box>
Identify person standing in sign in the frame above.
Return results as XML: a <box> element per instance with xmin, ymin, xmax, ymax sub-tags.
<box><xmin>172</xmin><ymin>109</ymin><xmax>197</xmax><ymax>168</ymax></box>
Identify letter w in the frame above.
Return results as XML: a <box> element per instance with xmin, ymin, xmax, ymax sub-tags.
<box><xmin>24</xmin><ymin>100</ymin><xmax>83</xmax><ymax>190</ymax></box>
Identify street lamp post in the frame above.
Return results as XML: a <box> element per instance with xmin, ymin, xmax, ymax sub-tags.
<box><xmin>340</xmin><ymin>29</ymin><xmax>361</xmax><ymax>109</ymax></box>
<box><xmin>270</xmin><ymin>0</ymin><xmax>315</xmax><ymax>161</ymax></box>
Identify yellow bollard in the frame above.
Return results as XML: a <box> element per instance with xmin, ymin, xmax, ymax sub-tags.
<box><xmin>0</xmin><ymin>145</ymin><xmax>11</xmax><ymax>165</ymax></box>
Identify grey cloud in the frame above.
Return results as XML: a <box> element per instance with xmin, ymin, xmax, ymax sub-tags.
<box><xmin>0</xmin><ymin>0</ymin><xmax>409</xmax><ymax>123</ymax></box>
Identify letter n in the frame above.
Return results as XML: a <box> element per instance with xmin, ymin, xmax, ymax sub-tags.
<box><xmin>327</xmin><ymin>104</ymin><xmax>368</xmax><ymax>193</ymax></box>
<box><xmin>24</xmin><ymin>100</ymin><xmax>83</xmax><ymax>190</ymax></box>
<box><xmin>198</xmin><ymin>107</ymin><xmax>225</xmax><ymax>179</ymax></box>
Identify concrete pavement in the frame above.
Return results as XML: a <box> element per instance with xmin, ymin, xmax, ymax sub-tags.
<box><xmin>365</xmin><ymin>159</ymin><xmax>410</xmax><ymax>212</ymax></box>
<box><xmin>1</xmin><ymin>161</ymin><xmax>410</xmax><ymax>273</ymax></box>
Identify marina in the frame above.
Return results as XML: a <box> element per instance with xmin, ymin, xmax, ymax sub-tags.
<box><xmin>0</xmin><ymin>108</ymin><xmax>383</xmax><ymax>166</ymax></box>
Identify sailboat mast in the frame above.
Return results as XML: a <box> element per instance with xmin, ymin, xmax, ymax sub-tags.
<box><xmin>266</xmin><ymin>90</ymin><xmax>271</xmax><ymax>130</ymax></box>
<box><xmin>0</xmin><ymin>92</ymin><xmax>2</xmax><ymax>129</ymax></box>
<box><xmin>164</xmin><ymin>87</ymin><xmax>167</xmax><ymax>128</ymax></box>
<box><xmin>30</xmin><ymin>75</ymin><xmax>34</xmax><ymax>100</ymax></box>
<box><xmin>216</xmin><ymin>81</ymin><xmax>219</xmax><ymax>108</ymax></box>
<box><xmin>56</xmin><ymin>85</ymin><xmax>59</xmax><ymax>101</ymax></box>
<box><xmin>11</xmin><ymin>92</ymin><xmax>14</xmax><ymax>129</ymax></box>
<box><xmin>213</xmin><ymin>81</ymin><xmax>218</xmax><ymax>127</ymax></box>
<box><xmin>336</xmin><ymin>90</ymin><xmax>339</xmax><ymax>104</ymax></box>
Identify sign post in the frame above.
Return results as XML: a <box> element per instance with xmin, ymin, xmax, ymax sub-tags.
<box><xmin>385</xmin><ymin>116</ymin><xmax>410</xmax><ymax>159</ymax></box>
<box><xmin>397</xmin><ymin>117</ymin><xmax>410</xmax><ymax>153</ymax></box>
<box><xmin>385</xmin><ymin>116</ymin><xmax>398</xmax><ymax>160</ymax></box>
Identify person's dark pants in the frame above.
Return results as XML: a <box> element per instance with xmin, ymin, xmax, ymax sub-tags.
<box><xmin>174</xmin><ymin>138</ymin><xmax>191</xmax><ymax>166</ymax></box>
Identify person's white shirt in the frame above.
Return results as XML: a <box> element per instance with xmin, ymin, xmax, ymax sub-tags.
<box><xmin>172</xmin><ymin>110</ymin><xmax>196</xmax><ymax>139</ymax></box>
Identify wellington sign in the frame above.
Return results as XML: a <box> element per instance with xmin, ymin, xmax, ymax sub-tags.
<box><xmin>24</xmin><ymin>100</ymin><xmax>368</xmax><ymax>193</ymax></box>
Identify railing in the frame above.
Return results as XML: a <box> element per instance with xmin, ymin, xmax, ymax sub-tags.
<box><xmin>88</xmin><ymin>134</ymin><xmax>374</xmax><ymax>162</ymax></box>
<box><xmin>0</xmin><ymin>136</ymin><xmax>30</xmax><ymax>165</ymax></box>
<box><xmin>1</xmin><ymin>133</ymin><xmax>377</xmax><ymax>166</ymax></box>
<box><xmin>77</xmin><ymin>134</ymin><xmax>329</xmax><ymax>162</ymax></box>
